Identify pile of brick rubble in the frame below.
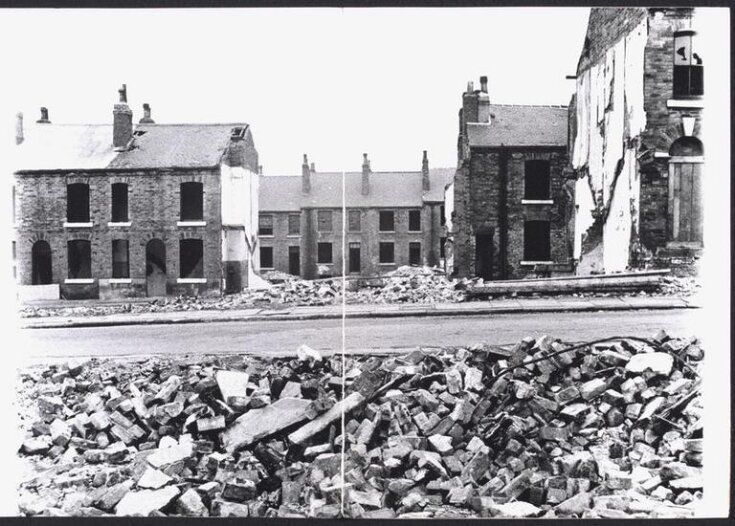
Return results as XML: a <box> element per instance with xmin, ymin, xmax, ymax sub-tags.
<box><xmin>17</xmin><ymin>330</ymin><xmax>702</xmax><ymax>517</ymax></box>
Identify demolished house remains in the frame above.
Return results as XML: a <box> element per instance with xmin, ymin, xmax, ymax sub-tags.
<box><xmin>13</xmin><ymin>85</ymin><xmax>260</xmax><ymax>301</ymax></box>
<box><xmin>18</xmin><ymin>331</ymin><xmax>702</xmax><ymax>518</ymax></box>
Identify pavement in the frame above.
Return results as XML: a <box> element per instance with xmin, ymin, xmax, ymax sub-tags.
<box><xmin>19</xmin><ymin>295</ymin><xmax>699</xmax><ymax>329</ymax></box>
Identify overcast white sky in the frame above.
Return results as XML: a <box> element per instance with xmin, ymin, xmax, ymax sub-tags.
<box><xmin>0</xmin><ymin>8</ymin><xmax>589</xmax><ymax>174</ymax></box>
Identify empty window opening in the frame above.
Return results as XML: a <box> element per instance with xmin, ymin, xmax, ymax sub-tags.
<box><xmin>317</xmin><ymin>242</ymin><xmax>333</xmax><ymax>264</ymax></box>
<box><xmin>260</xmin><ymin>246</ymin><xmax>274</xmax><ymax>269</ymax></box>
<box><xmin>524</xmin><ymin>160</ymin><xmax>551</xmax><ymax>200</ymax></box>
<box><xmin>379</xmin><ymin>211</ymin><xmax>394</xmax><ymax>232</ymax></box>
<box><xmin>288</xmin><ymin>214</ymin><xmax>301</xmax><ymax>235</ymax></box>
<box><xmin>288</xmin><ymin>246</ymin><xmax>300</xmax><ymax>275</ymax></box>
<box><xmin>673</xmin><ymin>31</ymin><xmax>703</xmax><ymax>98</ymax></box>
<box><xmin>408</xmin><ymin>210</ymin><xmax>422</xmax><ymax>231</ymax></box>
<box><xmin>348</xmin><ymin>210</ymin><xmax>361</xmax><ymax>232</ymax></box>
<box><xmin>317</xmin><ymin>210</ymin><xmax>333</xmax><ymax>232</ymax></box>
<box><xmin>259</xmin><ymin>214</ymin><xmax>274</xmax><ymax>236</ymax></box>
<box><xmin>67</xmin><ymin>183</ymin><xmax>90</xmax><ymax>223</ymax></box>
<box><xmin>179</xmin><ymin>239</ymin><xmax>204</xmax><ymax>278</ymax></box>
<box><xmin>379</xmin><ymin>242</ymin><xmax>394</xmax><ymax>264</ymax></box>
<box><xmin>409</xmin><ymin>242</ymin><xmax>421</xmax><ymax>265</ymax></box>
<box><xmin>348</xmin><ymin>242</ymin><xmax>361</xmax><ymax>273</ymax></box>
<box><xmin>32</xmin><ymin>240</ymin><xmax>52</xmax><ymax>285</ymax></box>
<box><xmin>524</xmin><ymin>221</ymin><xmax>551</xmax><ymax>261</ymax></box>
<box><xmin>111</xmin><ymin>183</ymin><xmax>129</xmax><ymax>222</ymax></box>
<box><xmin>440</xmin><ymin>237</ymin><xmax>447</xmax><ymax>258</ymax></box>
<box><xmin>112</xmin><ymin>240</ymin><xmax>130</xmax><ymax>278</ymax></box>
<box><xmin>180</xmin><ymin>182</ymin><xmax>203</xmax><ymax>220</ymax></box>
<box><xmin>67</xmin><ymin>239</ymin><xmax>91</xmax><ymax>279</ymax></box>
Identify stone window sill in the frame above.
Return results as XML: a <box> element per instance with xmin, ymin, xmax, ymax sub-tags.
<box><xmin>408</xmin><ymin>230</ymin><xmax>422</xmax><ymax>233</ymax></box>
<box><xmin>177</xmin><ymin>221</ymin><xmax>206</xmax><ymax>227</ymax></box>
<box><xmin>260</xmin><ymin>267</ymin><xmax>275</xmax><ymax>271</ymax></box>
<box><xmin>177</xmin><ymin>278</ymin><xmax>207</xmax><ymax>284</ymax></box>
<box><xmin>379</xmin><ymin>262</ymin><xmax>396</xmax><ymax>265</ymax></box>
<box><xmin>667</xmin><ymin>99</ymin><xmax>704</xmax><ymax>109</ymax></box>
<box><xmin>259</xmin><ymin>235</ymin><xmax>274</xmax><ymax>238</ymax></box>
<box><xmin>65</xmin><ymin>278</ymin><xmax>95</xmax><ymax>284</ymax></box>
<box><xmin>64</xmin><ymin>222</ymin><xmax>93</xmax><ymax>228</ymax></box>
<box><xmin>317</xmin><ymin>262</ymin><xmax>334</xmax><ymax>266</ymax></box>
<box><xmin>109</xmin><ymin>278</ymin><xmax>132</xmax><ymax>284</ymax></box>
<box><xmin>378</xmin><ymin>231</ymin><xmax>395</xmax><ymax>234</ymax></box>
<box><xmin>108</xmin><ymin>222</ymin><xmax>132</xmax><ymax>227</ymax></box>
<box><xmin>520</xmin><ymin>260</ymin><xmax>554</xmax><ymax>266</ymax></box>
<box><xmin>522</xmin><ymin>199</ymin><xmax>554</xmax><ymax>205</ymax></box>
<box><xmin>286</xmin><ymin>235</ymin><xmax>301</xmax><ymax>238</ymax></box>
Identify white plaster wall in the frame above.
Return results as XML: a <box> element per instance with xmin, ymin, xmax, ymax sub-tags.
<box><xmin>220</xmin><ymin>163</ymin><xmax>260</xmax><ymax>286</ymax></box>
<box><xmin>571</xmin><ymin>18</ymin><xmax>647</xmax><ymax>273</ymax></box>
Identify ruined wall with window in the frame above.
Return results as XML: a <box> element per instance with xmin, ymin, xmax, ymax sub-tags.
<box><xmin>257</xmin><ymin>211</ymin><xmax>303</xmax><ymax>275</ymax></box>
<box><xmin>571</xmin><ymin>7</ymin><xmax>703</xmax><ymax>275</ymax></box>
<box><xmin>14</xmin><ymin>168</ymin><xmax>222</xmax><ymax>299</ymax></box>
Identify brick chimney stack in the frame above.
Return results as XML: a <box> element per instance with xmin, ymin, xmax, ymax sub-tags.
<box><xmin>15</xmin><ymin>112</ymin><xmax>24</xmax><ymax>145</ymax></box>
<box><xmin>113</xmin><ymin>84</ymin><xmax>133</xmax><ymax>151</ymax></box>
<box><xmin>36</xmin><ymin>107</ymin><xmax>50</xmax><ymax>124</ymax></box>
<box><xmin>139</xmin><ymin>103</ymin><xmax>155</xmax><ymax>124</ymax></box>
<box><xmin>302</xmin><ymin>154</ymin><xmax>311</xmax><ymax>194</ymax></box>
<box><xmin>310</xmin><ymin>162</ymin><xmax>315</xmax><ymax>173</ymax></box>
<box><xmin>361</xmin><ymin>153</ymin><xmax>371</xmax><ymax>196</ymax></box>
<box><xmin>478</xmin><ymin>75</ymin><xmax>491</xmax><ymax>123</ymax></box>
<box><xmin>422</xmin><ymin>150</ymin><xmax>430</xmax><ymax>192</ymax></box>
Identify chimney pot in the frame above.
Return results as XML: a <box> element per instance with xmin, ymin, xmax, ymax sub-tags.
<box><xmin>139</xmin><ymin>103</ymin><xmax>155</xmax><ymax>124</ymax></box>
<box><xmin>480</xmin><ymin>76</ymin><xmax>488</xmax><ymax>93</ymax></box>
<box><xmin>37</xmin><ymin>107</ymin><xmax>50</xmax><ymax>124</ymax></box>
<box><xmin>310</xmin><ymin>162</ymin><xmax>315</xmax><ymax>173</ymax></box>
<box><xmin>15</xmin><ymin>112</ymin><xmax>24</xmax><ymax>145</ymax></box>
<box><xmin>119</xmin><ymin>84</ymin><xmax>127</xmax><ymax>103</ymax></box>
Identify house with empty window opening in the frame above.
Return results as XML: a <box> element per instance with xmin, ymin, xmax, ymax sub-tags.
<box><xmin>446</xmin><ymin>76</ymin><xmax>575</xmax><ymax>280</ymax></box>
<box><xmin>12</xmin><ymin>85</ymin><xmax>259</xmax><ymax>300</ymax></box>
<box><xmin>569</xmin><ymin>7</ymin><xmax>704</xmax><ymax>274</ymax></box>
<box><xmin>258</xmin><ymin>153</ymin><xmax>454</xmax><ymax>279</ymax></box>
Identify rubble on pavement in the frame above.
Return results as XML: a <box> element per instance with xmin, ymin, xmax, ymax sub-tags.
<box><xmin>16</xmin><ymin>329</ymin><xmax>703</xmax><ymax>517</ymax></box>
<box><xmin>20</xmin><ymin>266</ymin><xmax>698</xmax><ymax>319</ymax></box>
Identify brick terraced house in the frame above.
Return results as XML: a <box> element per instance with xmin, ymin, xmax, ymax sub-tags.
<box><xmin>13</xmin><ymin>85</ymin><xmax>260</xmax><ymax>300</ymax></box>
<box><xmin>258</xmin><ymin>153</ymin><xmax>454</xmax><ymax>279</ymax></box>
<box><xmin>446</xmin><ymin>76</ymin><xmax>575</xmax><ymax>280</ymax></box>
<box><xmin>570</xmin><ymin>8</ymin><xmax>704</xmax><ymax>274</ymax></box>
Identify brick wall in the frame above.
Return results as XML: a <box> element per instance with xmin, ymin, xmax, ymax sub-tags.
<box><xmin>15</xmin><ymin>168</ymin><xmax>223</xmax><ymax>299</ymax></box>
<box><xmin>453</xmin><ymin>147</ymin><xmax>571</xmax><ymax>279</ymax></box>
<box><xmin>258</xmin><ymin>211</ymin><xmax>301</xmax><ymax>274</ymax></box>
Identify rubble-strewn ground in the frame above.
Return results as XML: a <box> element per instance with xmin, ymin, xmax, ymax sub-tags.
<box><xmin>16</xmin><ymin>331</ymin><xmax>702</xmax><ymax>517</ymax></box>
<box><xmin>19</xmin><ymin>267</ymin><xmax>700</xmax><ymax>319</ymax></box>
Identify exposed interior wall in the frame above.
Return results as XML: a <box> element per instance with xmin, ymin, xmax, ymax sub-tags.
<box><xmin>443</xmin><ymin>181</ymin><xmax>455</xmax><ymax>275</ymax></box>
<box><xmin>572</xmin><ymin>17</ymin><xmax>648</xmax><ymax>274</ymax></box>
<box><xmin>220</xmin><ymin>162</ymin><xmax>259</xmax><ymax>291</ymax></box>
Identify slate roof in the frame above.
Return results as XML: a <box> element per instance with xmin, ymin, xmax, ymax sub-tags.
<box><xmin>259</xmin><ymin>168</ymin><xmax>455</xmax><ymax>212</ymax></box>
<box><xmin>467</xmin><ymin>104</ymin><xmax>568</xmax><ymax>148</ymax></box>
<box><xmin>13</xmin><ymin>122</ymin><xmax>248</xmax><ymax>172</ymax></box>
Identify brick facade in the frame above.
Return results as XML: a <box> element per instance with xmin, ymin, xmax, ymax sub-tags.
<box><xmin>450</xmin><ymin>79</ymin><xmax>572</xmax><ymax>280</ymax></box>
<box><xmin>15</xmin><ymin>168</ymin><xmax>223</xmax><ymax>299</ymax></box>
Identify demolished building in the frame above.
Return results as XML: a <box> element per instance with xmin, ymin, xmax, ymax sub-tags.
<box><xmin>13</xmin><ymin>85</ymin><xmax>260</xmax><ymax>300</ymax></box>
<box><xmin>570</xmin><ymin>8</ymin><xmax>704</xmax><ymax>275</ymax></box>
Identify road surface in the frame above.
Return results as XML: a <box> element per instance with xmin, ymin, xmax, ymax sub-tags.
<box><xmin>18</xmin><ymin>309</ymin><xmax>700</xmax><ymax>362</ymax></box>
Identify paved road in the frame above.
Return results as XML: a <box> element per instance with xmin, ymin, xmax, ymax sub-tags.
<box><xmin>19</xmin><ymin>308</ymin><xmax>700</xmax><ymax>362</ymax></box>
